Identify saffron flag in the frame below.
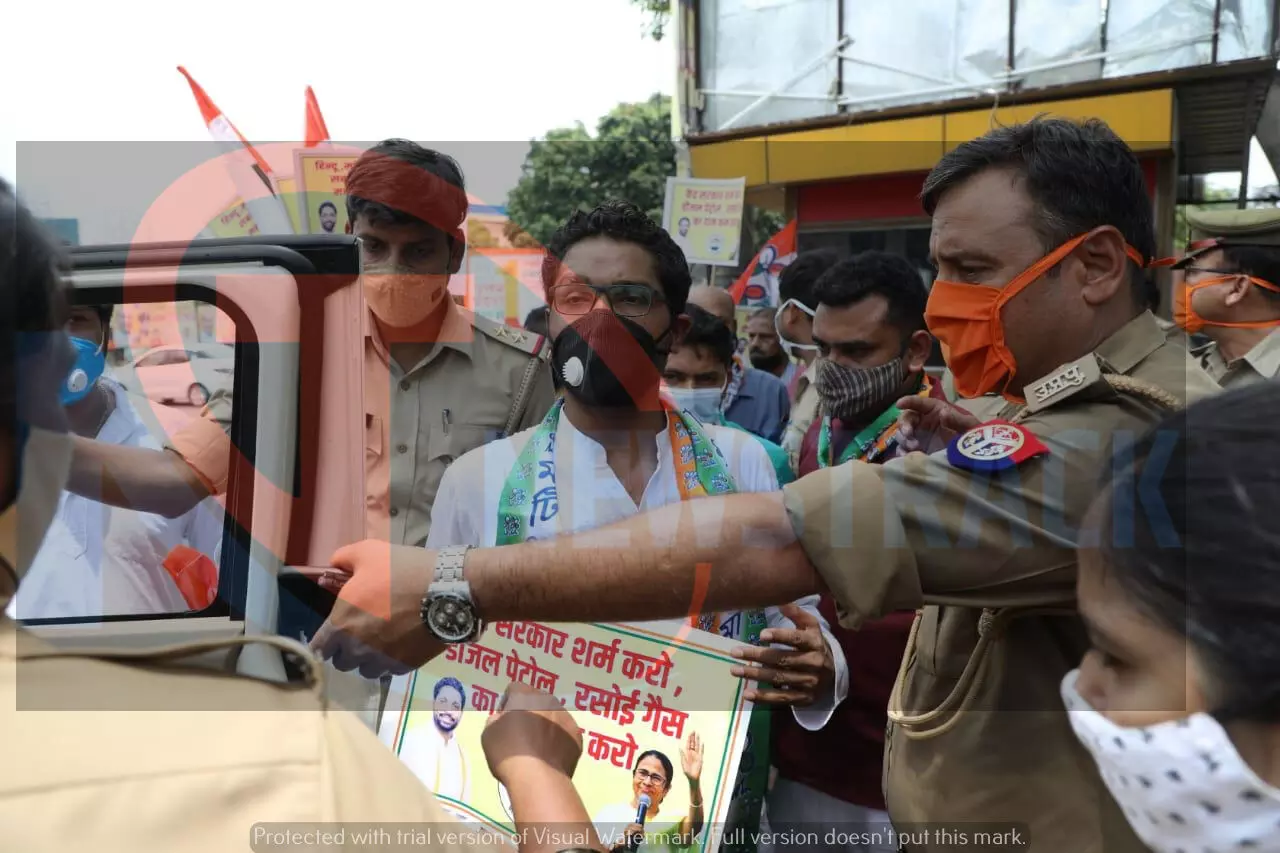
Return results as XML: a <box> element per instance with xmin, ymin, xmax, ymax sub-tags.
<box><xmin>304</xmin><ymin>86</ymin><xmax>330</xmax><ymax>148</ymax></box>
<box><xmin>728</xmin><ymin>219</ymin><xmax>797</xmax><ymax>306</ymax></box>
<box><xmin>176</xmin><ymin>66</ymin><xmax>294</xmax><ymax>234</ymax></box>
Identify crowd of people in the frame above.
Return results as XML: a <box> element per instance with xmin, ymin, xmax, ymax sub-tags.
<box><xmin>2</xmin><ymin>113</ymin><xmax>1280</xmax><ymax>853</ymax></box>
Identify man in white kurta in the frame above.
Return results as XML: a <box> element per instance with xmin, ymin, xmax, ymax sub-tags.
<box><xmin>427</xmin><ymin>400</ymin><xmax>849</xmax><ymax>717</ymax></box>
<box><xmin>397</xmin><ymin>676</ymin><xmax>473</xmax><ymax>803</ymax></box>
<box><xmin>9</xmin><ymin>375</ymin><xmax>224</xmax><ymax>619</ymax></box>
<box><xmin>426</xmin><ymin>397</ymin><xmax>849</xmax><ymax>845</ymax></box>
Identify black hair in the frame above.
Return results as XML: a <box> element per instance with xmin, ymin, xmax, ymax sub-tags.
<box><xmin>1221</xmin><ymin>245</ymin><xmax>1280</xmax><ymax>302</ymax></box>
<box><xmin>523</xmin><ymin>305</ymin><xmax>550</xmax><ymax>338</ymax></box>
<box><xmin>679</xmin><ymin>303</ymin><xmax>736</xmax><ymax>369</ymax></box>
<box><xmin>345</xmin><ymin>139</ymin><xmax>467</xmax><ymax>240</ymax></box>
<box><xmin>1098</xmin><ymin>382</ymin><xmax>1280</xmax><ymax>721</ymax></box>
<box><xmin>812</xmin><ymin>250</ymin><xmax>928</xmax><ymax>343</ymax></box>
<box><xmin>777</xmin><ymin>249</ymin><xmax>840</xmax><ymax>310</ymax></box>
<box><xmin>1</xmin><ymin>179</ymin><xmax>67</xmax><ymax>431</ymax></box>
<box><xmin>318</xmin><ymin>200</ymin><xmax>338</xmax><ymax>215</ymax></box>
<box><xmin>432</xmin><ymin>676</ymin><xmax>466</xmax><ymax>708</ymax></box>
<box><xmin>541</xmin><ymin>200</ymin><xmax>692</xmax><ymax>315</ymax></box>
<box><xmin>1142</xmin><ymin>277</ymin><xmax>1161</xmax><ymax>312</ymax></box>
<box><xmin>633</xmin><ymin>749</ymin><xmax>674</xmax><ymax>791</ymax></box>
<box><xmin>73</xmin><ymin>304</ymin><xmax>113</xmax><ymax>331</ymax></box>
<box><xmin>921</xmin><ymin>117</ymin><xmax>1155</xmax><ymax>300</ymax></box>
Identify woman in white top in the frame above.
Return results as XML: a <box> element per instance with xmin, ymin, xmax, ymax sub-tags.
<box><xmin>592</xmin><ymin>736</ymin><xmax>703</xmax><ymax>853</ymax></box>
<box><xmin>1064</xmin><ymin>382</ymin><xmax>1280</xmax><ymax>852</ymax></box>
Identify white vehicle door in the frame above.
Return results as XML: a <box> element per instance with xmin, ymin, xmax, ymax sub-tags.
<box><xmin>24</xmin><ymin>236</ymin><xmax>372</xmax><ymax>718</ymax></box>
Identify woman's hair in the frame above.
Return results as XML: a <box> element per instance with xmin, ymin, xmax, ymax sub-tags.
<box><xmin>1</xmin><ymin>180</ymin><xmax>65</xmax><ymax>430</ymax></box>
<box><xmin>633</xmin><ymin>749</ymin><xmax>674</xmax><ymax>790</ymax></box>
<box><xmin>1097</xmin><ymin>382</ymin><xmax>1280</xmax><ymax>720</ymax></box>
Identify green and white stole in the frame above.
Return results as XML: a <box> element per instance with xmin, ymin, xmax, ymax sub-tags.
<box><xmin>817</xmin><ymin>375</ymin><xmax>934</xmax><ymax>468</ymax></box>
<box><xmin>494</xmin><ymin>397</ymin><xmax>770</xmax><ymax>847</ymax></box>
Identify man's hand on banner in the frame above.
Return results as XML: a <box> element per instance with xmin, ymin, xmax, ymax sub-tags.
<box><xmin>482</xmin><ymin>682</ymin><xmax>584</xmax><ymax>784</ymax></box>
<box><xmin>730</xmin><ymin>604</ymin><xmax>834</xmax><ymax>707</ymax></box>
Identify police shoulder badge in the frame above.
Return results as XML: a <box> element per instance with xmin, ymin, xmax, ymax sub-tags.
<box><xmin>946</xmin><ymin>420</ymin><xmax>1049</xmax><ymax>472</ymax></box>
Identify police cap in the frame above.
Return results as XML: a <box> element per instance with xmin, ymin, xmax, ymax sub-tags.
<box><xmin>1174</xmin><ymin>207</ymin><xmax>1280</xmax><ymax>268</ymax></box>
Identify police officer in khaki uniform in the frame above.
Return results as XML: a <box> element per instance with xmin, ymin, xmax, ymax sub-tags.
<box><xmin>0</xmin><ymin>179</ymin><xmax>609</xmax><ymax>853</ymax></box>
<box><xmin>65</xmin><ymin>140</ymin><xmax>555</xmax><ymax>548</ymax></box>
<box><xmin>317</xmin><ymin>118</ymin><xmax>1223</xmax><ymax>853</ymax></box>
<box><xmin>1173</xmin><ymin>207</ymin><xmax>1280</xmax><ymax>388</ymax></box>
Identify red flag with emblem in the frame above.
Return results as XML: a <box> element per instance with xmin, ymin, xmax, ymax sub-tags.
<box><xmin>728</xmin><ymin>219</ymin><xmax>797</xmax><ymax>306</ymax></box>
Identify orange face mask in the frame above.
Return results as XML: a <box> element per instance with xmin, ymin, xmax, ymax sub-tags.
<box><xmin>1172</xmin><ymin>273</ymin><xmax>1280</xmax><ymax>335</ymax></box>
<box><xmin>925</xmin><ymin>233</ymin><xmax>1145</xmax><ymax>400</ymax></box>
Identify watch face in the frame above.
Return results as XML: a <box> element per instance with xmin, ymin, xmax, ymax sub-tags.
<box><xmin>425</xmin><ymin>594</ymin><xmax>477</xmax><ymax>643</ymax></box>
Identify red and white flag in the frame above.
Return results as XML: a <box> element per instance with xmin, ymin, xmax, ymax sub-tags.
<box><xmin>177</xmin><ymin>66</ymin><xmax>294</xmax><ymax>234</ymax></box>
<box><xmin>304</xmin><ymin>86</ymin><xmax>331</xmax><ymax>148</ymax></box>
<box><xmin>729</xmin><ymin>219</ymin><xmax>798</xmax><ymax>306</ymax></box>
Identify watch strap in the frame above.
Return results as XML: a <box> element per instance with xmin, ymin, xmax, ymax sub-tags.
<box><xmin>433</xmin><ymin>545</ymin><xmax>471</xmax><ymax>585</ymax></box>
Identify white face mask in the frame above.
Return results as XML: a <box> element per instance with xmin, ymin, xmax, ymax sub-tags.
<box><xmin>1061</xmin><ymin>669</ymin><xmax>1280</xmax><ymax>852</ymax></box>
<box><xmin>775</xmin><ymin>298</ymin><xmax>819</xmax><ymax>356</ymax></box>
<box><xmin>0</xmin><ymin>426</ymin><xmax>73</xmax><ymax>608</ymax></box>
<box><xmin>664</xmin><ymin>385</ymin><xmax>724</xmax><ymax>423</ymax></box>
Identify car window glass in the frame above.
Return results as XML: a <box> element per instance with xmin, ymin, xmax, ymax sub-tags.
<box><xmin>13</xmin><ymin>299</ymin><xmax>236</xmax><ymax>622</ymax></box>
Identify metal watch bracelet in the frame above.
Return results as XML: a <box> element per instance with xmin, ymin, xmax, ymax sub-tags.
<box><xmin>434</xmin><ymin>544</ymin><xmax>470</xmax><ymax>584</ymax></box>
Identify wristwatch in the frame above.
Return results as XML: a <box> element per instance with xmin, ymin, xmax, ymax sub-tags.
<box><xmin>420</xmin><ymin>545</ymin><xmax>483</xmax><ymax>643</ymax></box>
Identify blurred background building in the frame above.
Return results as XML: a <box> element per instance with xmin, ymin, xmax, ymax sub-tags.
<box><xmin>676</xmin><ymin>0</ymin><xmax>1280</xmax><ymax>306</ymax></box>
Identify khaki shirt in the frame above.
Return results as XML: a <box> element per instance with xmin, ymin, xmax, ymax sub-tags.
<box><xmin>780</xmin><ymin>360</ymin><xmax>819</xmax><ymax>471</ymax></box>
<box><xmin>933</xmin><ymin>370</ymin><xmax>1008</xmax><ymax>423</ymax></box>
<box><xmin>781</xmin><ymin>313</ymin><xmax>1220</xmax><ymax>853</ymax></box>
<box><xmin>169</xmin><ymin>302</ymin><xmax>555</xmax><ymax>547</ymax></box>
<box><xmin>1153</xmin><ymin>315</ymin><xmax>1190</xmax><ymax>350</ymax></box>
<box><xmin>363</xmin><ymin>304</ymin><xmax>555</xmax><ymax>547</ymax></box>
<box><xmin>1192</xmin><ymin>328</ymin><xmax>1280</xmax><ymax>389</ymax></box>
<box><xmin>0</xmin><ymin>622</ymin><xmax>504</xmax><ymax>853</ymax></box>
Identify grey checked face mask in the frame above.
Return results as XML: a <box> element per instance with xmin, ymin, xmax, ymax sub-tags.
<box><xmin>815</xmin><ymin>356</ymin><xmax>906</xmax><ymax>422</ymax></box>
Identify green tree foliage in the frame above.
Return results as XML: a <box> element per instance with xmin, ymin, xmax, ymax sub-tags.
<box><xmin>743</xmin><ymin>206</ymin><xmax>787</xmax><ymax>254</ymax></box>
<box><xmin>630</xmin><ymin>0</ymin><xmax>669</xmax><ymax>40</ymax></box>
<box><xmin>506</xmin><ymin>94</ymin><xmax>676</xmax><ymax>247</ymax></box>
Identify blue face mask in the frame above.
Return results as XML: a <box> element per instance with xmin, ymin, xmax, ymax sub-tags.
<box><xmin>61</xmin><ymin>336</ymin><xmax>105</xmax><ymax>406</ymax></box>
<box><xmin>664</xmin><ymin>385</ymin><xmax>725</xmax><ymax>423</ymax></box>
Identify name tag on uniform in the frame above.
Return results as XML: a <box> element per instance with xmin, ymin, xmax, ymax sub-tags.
<box><xmin>1023</xmin><ymin>356</ymin><xmax>1103</xmax><ymax>413</ymax></box>
<box><xmin>946</xmin><ymin>420</ymin><xmax>1049</xmax><ymax>473</ymax></box>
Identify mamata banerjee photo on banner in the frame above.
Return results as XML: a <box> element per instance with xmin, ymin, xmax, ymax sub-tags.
<box><xmin>380</xmin><ymin>619</ymin><xmax>755</xmax><ymax>852</ymax></box>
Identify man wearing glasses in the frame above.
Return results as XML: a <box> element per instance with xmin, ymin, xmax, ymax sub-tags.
<box><xmin>425</xmin><ymin>201</ymin><xmax>848</xmax><ymax>849</ymax></box>
<box><xmin>1171</xmin><ymin>208</ymin><xmax>1280</xmax><ymax>387</ymax></box>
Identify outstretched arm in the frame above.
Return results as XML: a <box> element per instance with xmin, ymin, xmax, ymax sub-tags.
<box><xmin>67</xmin><ymin>437</ymin><xmax>211</xmax><ymax>518</ymax></box>
<box><xmin>468</xmin><ymin>491</ymin><xmax>819</xmax><ymax>624</ymax></box>
<box><xmin>313</xmin><ymin>491</ymin><xmax>820</xmax><ymax>674</ymax></box>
